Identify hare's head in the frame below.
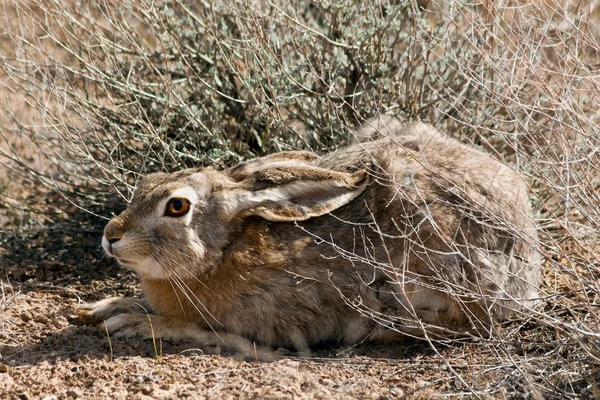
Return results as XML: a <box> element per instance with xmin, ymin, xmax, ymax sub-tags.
<box><xmin>102</xmin><ymin>152</ymin><xmax>370</xmax><ymax>280</ymax></box>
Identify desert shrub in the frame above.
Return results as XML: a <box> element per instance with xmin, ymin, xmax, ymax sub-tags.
<box><xmin>1</xmin><ymin>0</ymin><xmax>600</xmax><ymax>397</ymax></box>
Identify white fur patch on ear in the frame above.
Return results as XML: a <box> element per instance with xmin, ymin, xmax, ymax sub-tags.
<box><xmin>155</xmin><ymin>187</ymin><xmax>199</xmax><ymax>225</ymax></box>
<box><xmin>244</xmin><ymin>187</ymin><xmax>290</xmax><ymax>203</ymax></box>
<box><xmin>219</xmin><ymin>187</ymin><xmax>291</xmax><ymax>220</ymax></box>
<box><xmin>242</xmin><ymin>180</ymin><xmax>362</xmax><ymax>205</ymax></box>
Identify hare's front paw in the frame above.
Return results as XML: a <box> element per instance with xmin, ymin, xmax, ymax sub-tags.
<box><xmin>103</xmin><ymin>313</ymin><xmax>208</xmax><ymax>343</ymax></box>
<box><xmin>76</xmin><ymin>297</ymin><xmax>150</xmax><ymax>322</ymax></box>
<box><xmin>104</xmin><ymin>314</ymin><xmax>276</xmax><ymax>361</ymax></box>
<box><xmin>103</xmin><ymin>313</ymin><xmax>163</xmax><ymax>339</ymax></box>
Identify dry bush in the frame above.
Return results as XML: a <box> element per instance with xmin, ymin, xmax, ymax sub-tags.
<box><xmin>1</xmin><ymin>0</ymin><xmax>600</xmax><ymax>397</ymax></box>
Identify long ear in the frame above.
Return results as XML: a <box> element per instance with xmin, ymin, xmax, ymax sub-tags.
<box><xmin>228</xmin><ymin>151</ymin><xmax>318</xmax><ymax>182</ymax></box>
<box><xmin>225</xmin><ymin>164</ymin><xmax>370</xmax><ymax>222</ymax></box>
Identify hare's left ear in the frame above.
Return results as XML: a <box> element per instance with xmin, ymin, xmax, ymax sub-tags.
<box><xmin>222</xmin><ymin>164</ymin><xmax>370</xmax><ymax>222</ymax></box>
<box><xmin>227</xmin><ymin>151</ymin><xmax>319</xmax><ymax>182</ymax></box>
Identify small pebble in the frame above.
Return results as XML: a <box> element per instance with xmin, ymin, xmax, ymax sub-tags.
<box><xmin>20</xmin><ymin>312</ymin><xmax>32</xmax><ymax>323</ymax></box>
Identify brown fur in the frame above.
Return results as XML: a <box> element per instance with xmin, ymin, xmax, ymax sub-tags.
<box><xmin>78</xmin><ymin>119</ymin><xmax>540</xmax><ymax>356</ymax></box>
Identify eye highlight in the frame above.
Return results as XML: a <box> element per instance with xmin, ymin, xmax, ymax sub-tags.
<box><xmin>165</xmin><ymin>197</ymin><xmax>191</xmax><ymax>217</ymax></box>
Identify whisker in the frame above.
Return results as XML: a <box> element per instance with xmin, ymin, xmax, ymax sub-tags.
<box><xmin>153</xmin><ymin>242</ymin><xmax>217</xmax><ymax>295</ymax></box>
<box><xmin>151</xmin><ymin>253</ymin><xmax>187</xmax><ymax>316</ymax></box>
<box><xmin>152</xmin><ymin>252</ymin><xmax>224</xmax><ymax>329</ymax></box>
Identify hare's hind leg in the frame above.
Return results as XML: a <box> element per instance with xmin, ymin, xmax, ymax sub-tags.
<box><xmin>369</xmin><ymin>279</ymin><xmax>493</xmax><ymax>342</ymax></box>
<box><xmin>76</xmin><ymin>297</ymin><xmax>151</xmax><ymax>322</ymax></box>
<box><xmin>367</xmin><ymin>307</ymin><xmax>486</xmax><ymax>343</ymax></box>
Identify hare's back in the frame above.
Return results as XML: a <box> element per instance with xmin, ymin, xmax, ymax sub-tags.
<box><xmin>323</xmin><ymin>122</ymin><xmax>526</xmax><ymax>193</ymax></box>
<box><xmin>318</xmin><ymin>122</ymin><xmax>532</xmax><ymax>232</ymax></box>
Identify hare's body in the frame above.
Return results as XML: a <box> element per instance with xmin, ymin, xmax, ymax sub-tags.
<box><xmin>79</xmin><ymin>120</ymin><xmax>540</xmax><ymax>354</ymax></box>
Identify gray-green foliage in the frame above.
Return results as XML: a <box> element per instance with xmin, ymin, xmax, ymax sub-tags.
<box><xmin>2</xmin><ymin>1</ymin><xmax>599</xmax><ymax>213</ymax></box>
<box><xmin>1</xmin><ymin>1</ymin><xmax>492</xmax><ymax>201</ymax></box>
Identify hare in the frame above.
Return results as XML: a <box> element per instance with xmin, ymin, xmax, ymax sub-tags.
<box><xmin>78</xmin><ymin>118</ymin><xmax>540</xmax><ymax>356</ymax></box>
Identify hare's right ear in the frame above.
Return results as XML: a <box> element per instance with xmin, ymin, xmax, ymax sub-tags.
<box><xmin>220</xmin><ymin>163</ymin><xmax>370</xmax><ymax>222</ymax></box>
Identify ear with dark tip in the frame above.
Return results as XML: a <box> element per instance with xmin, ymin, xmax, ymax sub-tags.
<box><xmin>225</xmin><ymin>164</ymin><xmax>370</xmax><ymax>222</ymax></box>
<box><xmin>228</xmin><ymin>151</ymin><xmax>319</xmax><ymax>182</ymax></box>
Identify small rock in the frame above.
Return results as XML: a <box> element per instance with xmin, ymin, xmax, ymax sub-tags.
<box><xmin>66</xmin><ymin>389</ymin><xmax>80</xmax><ymax>398</ymax></box>
<box><xmin>35</xmin><ymin>315</ymin><xmax>49</xmax><ymax>324</ymax></box>
<box><xmin>12</xmin><ymin>268</ymin><xmax>26</xmax><ymax>281</ymax></box>
<box><xmin>20</xmin><ymin>312</ymin><xmax>32</xmax><ymax>323</ymax></box>
<box><xmin>141</xmin><ymin>387</ymin><xmax>153</xmax><ymax>395</ymax></box>
<box><xmin>0</xmin><ymin>364</ymin><xmax>9</xmax><ymax>373</ymax></box>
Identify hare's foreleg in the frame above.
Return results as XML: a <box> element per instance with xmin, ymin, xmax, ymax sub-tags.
<box><xmin>77</xmin><ymin>297</ymin><xmax>151</xmax><ymax>322</ymax></box>
<box><xmin>103</xmin><ymin>313</ymin><xmax>274</xmax><ymax>360</ymax></box>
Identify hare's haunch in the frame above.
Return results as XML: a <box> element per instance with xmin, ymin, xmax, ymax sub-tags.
<box><xmin>78</xmin><ymin>119</ymin><xmax>540</xmax><ymax>356</ymax></box>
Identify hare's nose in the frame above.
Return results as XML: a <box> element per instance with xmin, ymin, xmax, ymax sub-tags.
<box><xmin>102</xmin><ymin>234</ymin><xmax>121</xmax><ymax>257</ymax></box>
<box><xmin>104</xmin><ymin>232</ymin><xmax>122</xmax><ymax>249</ymax></box>
<box><xmin>104</xmin><ymin>216</ymin><xmax>126</xmax><ymax>244</ymax></box>
<box><xmin>103</xmin><ymin>216</ymin><xmax>126</xmax><ymax>257</ymax></box>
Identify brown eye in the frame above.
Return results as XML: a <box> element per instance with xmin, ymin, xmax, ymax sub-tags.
<box><xmin>165</xmin><ymin>198</ymin><xmax>191</xmax><ymax>217</ymax></box>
